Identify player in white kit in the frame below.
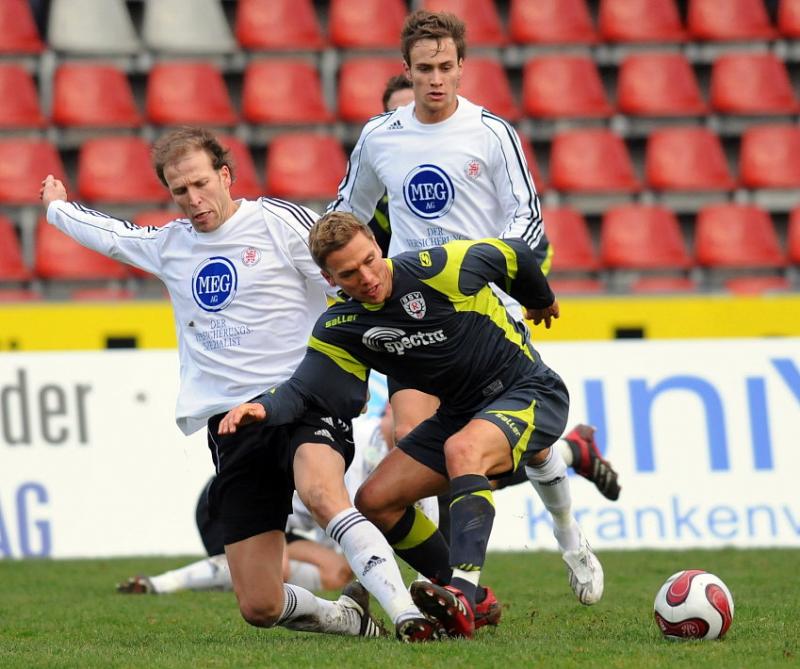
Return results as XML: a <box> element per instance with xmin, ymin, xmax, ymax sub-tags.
<box><xmin>39</xmin><ymin>127</ymin><xmax>440</xmax><ymax>642</ymax></box>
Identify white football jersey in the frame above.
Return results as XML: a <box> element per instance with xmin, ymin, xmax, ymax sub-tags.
<box><xmin>47</xmin><ymin>198</ymin><xmax>329</xmax><ymax>435</ymax></box>
<box><xmin>329</xmin><ymin>96</ymin><xmax>547</xmax><ymax>259</ymax></box>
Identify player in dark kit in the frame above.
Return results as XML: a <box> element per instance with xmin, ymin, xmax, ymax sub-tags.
<box><xmin>220</xmin><ymin>212</ymin><xmax>603</xmax><ymax>638</ymax></box>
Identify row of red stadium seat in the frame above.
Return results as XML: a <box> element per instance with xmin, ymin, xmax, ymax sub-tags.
<box><xmin>3</xmin><ymin>204</ymin><xmax>798</xmax><ymax>290</ymax></box>
<box><xmin>1</xmin><ymin>51</ymin><xmax>799</xmax><ymax>129</ymax></box>
<box><xmin>4</xmin><ymin>0</ymin><xmax>800</xmax><ymax>55</ymax></box>
<box><xmin>4</xmin><ymin>124</ymin><xmax>800</xmax><ymax>206</ymax></box>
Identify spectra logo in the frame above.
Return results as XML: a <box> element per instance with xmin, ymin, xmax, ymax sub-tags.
<box><xmin>403</xmin><ymin>164</ymin><xmax>454</xmax><ymax>219</ymax></box>
<box><xmin>192</xmin><ymin>257</ymin><xmax>238</xmax><ymax>312</ymax></box>
<box><xmin>362</xmin><ymin>326</ymin><xmax>447</xmax><ymax>356</ymax></box>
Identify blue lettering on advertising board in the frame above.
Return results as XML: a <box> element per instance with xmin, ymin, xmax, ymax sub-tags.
<box><xmin>0</xmin><ymin>482</ymin><xmax>51</xmax><ymax>557</ymax></box>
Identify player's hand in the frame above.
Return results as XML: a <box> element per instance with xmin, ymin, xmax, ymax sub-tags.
<box><xmin>217</xmin><ymin>403</ymin><xmax>267</xmax><ymax>435</ymax></box>
<box><xmin>525</xmin><ymin>300</ymin><xmax>560</xmax><ymax>329</ymax></box>
<box><xmin>40</xmin><ymin>174</ymin><xmax>68</xmax><ymax>208</ymax></box>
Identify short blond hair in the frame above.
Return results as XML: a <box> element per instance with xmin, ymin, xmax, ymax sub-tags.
<box><xmin>309</xmin><ymin>212</ymin><xmax>374</xmax><ymax>269</ymax></box>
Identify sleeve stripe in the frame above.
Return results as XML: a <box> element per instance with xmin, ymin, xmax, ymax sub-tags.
<box><xmin>308</xmin><ymin>336</ymin><xmax>368</xmax><ymax>381</ymax></box>
<box><xmin>261</xmin><ymin>197</ymin><xmax>316</xmax><ymax>231</ymax></box>
<box><xmin>61</xmin><ymin>207</ymin><xmax>162</xmax><ymax>240</ymax></box>
<box><xmin>330</xmin><ymin>113</ymin><xmax>394</xmax><ymax>210</ymax></box>
<box><xmin>480</xmin><ymin>110</ymin><xmax>544</xmax><ymax>250</ymax></box>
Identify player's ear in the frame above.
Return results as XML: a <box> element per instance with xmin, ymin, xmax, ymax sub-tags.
<box><xmin>321</xmin><ymin>270</ymin><xmax>336</xmax><ymax>288</ymax></box>
<box><xmin>402</xmin><ymin>61</ymin><xmax>412</xmax><ymax>81</ymax></box>
<box><xmin>220</xmin><ymin>165</ymin><xmax>232</xmax><ymax>189</ymax></box>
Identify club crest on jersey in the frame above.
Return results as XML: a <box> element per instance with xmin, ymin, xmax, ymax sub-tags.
<box><xmin>400</xmin><ymin>292</ymin><xmax>426</xmax><ymax>319</ymax></box>
<box><xmin>241</xmin><ymin>247</ymin><xmax>261</xmax><ymax>266</ymax></box>
<box><xmin>464</xmin><ymin>159</ymin><xmax>481</xmax><ymax>179</ymax></box>
<box><xmin>192</xmin><ymin>257</ymin><xmax>238</xmax><ymax>312</ymax></box>
<box><xmin>403</xmin><ymin>164</ymin><xmax>454</xmax><ymax>219</ymax></box>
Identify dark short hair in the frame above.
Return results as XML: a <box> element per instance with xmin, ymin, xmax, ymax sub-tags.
<box><xmin>400</xmin><ymin>9</ymin><xmax>466</xmax><ymax>66</ymax></box>
<box><xmin>152</xmin><ymin>126</ymin><xmax>235</xmax><ymax>187</ymax></box>
<box><xmin>382</xmin><ymin>74</ymin><xmax>413</xmax><ymax>111</ymax></box>
<box><xmin>309</xmin><ymin>212</ymin><xmax>375</xmax><ymax>270</ymax></box>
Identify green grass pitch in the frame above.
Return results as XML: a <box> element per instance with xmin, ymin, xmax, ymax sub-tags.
<box><xmin>2</xmin><ymin>548</ymin><xmax>797</xmax><ymax>668</ymax></box>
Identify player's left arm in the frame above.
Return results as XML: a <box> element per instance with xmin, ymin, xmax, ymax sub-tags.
<box><xmin>483</xmin><ymin>119</ymin><xmax>553</xmax><ymax>274</ymax></box>
<box><xmin>457</xmin><ymin>238</ymin><xmax>558</xmax><ymax>326</ymax></box>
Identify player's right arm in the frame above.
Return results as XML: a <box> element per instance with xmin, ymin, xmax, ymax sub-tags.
<box><xmin>218</xmin><ymin>328</ymin><xmax>370</xmax><ymax>434</ymax></box>
<box><xmin>327</xmin><ymin>117</ymin><xmax>390</xmax><ymax>224</ymax></box>
<box><xmin>40</xmin><ymin>174</ymin><xmax>164</xmax><ymax>275</ymax></box>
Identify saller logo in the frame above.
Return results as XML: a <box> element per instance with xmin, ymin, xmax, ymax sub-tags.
<box><xmin>192</xmin><ymin>257</ymin><xmax>238</xmax><ymax>312</ymax></box>
<box><xmin>362</xmin><ymin>326</ymin><xmax>446</xmax><ymax>355</ymax></box>
<box><xmin>400</xmin><ymin>291</ymin><xmax>426</xmax><ymax>319</ymax></box>
<box><xmin>403</xmin><ymin>164</ymin><xmax>454</xmax><ymax>219</ymax></box>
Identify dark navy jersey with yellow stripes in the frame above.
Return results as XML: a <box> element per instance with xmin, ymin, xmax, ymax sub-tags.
<box><xmin>257</xmin><ymin>238</ymin><xmax>555</xmax><ymax>425</ymax></box>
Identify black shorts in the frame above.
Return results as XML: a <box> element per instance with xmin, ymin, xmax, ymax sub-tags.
<box><xmin>206</xmin><ymin>409</ymin><xmax>354</xmax><ymax>546</ymax></box>
<box><xmin>397</xmin><ymin>367</ymin><xmax>569</xmax><ymax>478</ymax></box>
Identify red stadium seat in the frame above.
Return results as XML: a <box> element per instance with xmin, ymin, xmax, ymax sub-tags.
<box><xmin>52</xmin><ymin>63</ymin><xmax>141</xmax><ymax>128</ymax></box>
<box><xmin>0</xmin><ymin>139</ymin><xmax>67</xmax><ymax>205</ymax></box>
<box><xmin>687</xmin><ymin>0</ymin><xmax>776</xmax><ymax>40</ymax></box>
<box><xmin>601</xmin><ymin>204</ymin><xmax>691</xmax><ymax>270</ymax></box>
<box><xmin>509</xmin><ymin>0</ymin><xmax>596</xmax><ymax>45</ymax></box>
<box><xmin>0</xmin><ymin>215</ymin><xmax>31</xmax><ymax>281</ymax></box>
<box><xmin>243</xmin><ymin>60</ymin><xmax>332</xmax><ymax>125</ymax></box>
<box><xmin>739</xmin><ymin>125</ymin><xmax>800</xmax><ymax>189</ymax></box>
<box><xmin>422</xmin><ymin>0</ymin><xmax>507</xmax><ymax>46</ymax></box>
<box><xmin>0</xmin><ymin>0</ymin><xmax>44</xmax><ymax>54</ymax></box>
<box><xmin>630</xmin><ymin>276</ymin><xmax>697</xmax><ymax>293</ymax></box>
<box><xmin>266</xmin><ymin>133</ymin><xmax>346</xmax><ymax>199</ymax></box>
<box><xmin>517</xmin><ymin>133</ymin><xmax>546</xmax><ymax>192</ymax></box>
<box><xmin>542</xmin><ymin>207</ymin><xmax>598</xmax><ymax>272</ymax></box>
<box><xmin>0</xmin><ymin>64</ymin><xmax>46</xmax><ymax>129</ymax></box>
<box><xmin>235</xmin><ymin>0</ymin><xmax>324</xmax><ymax>50</ymax></box>
<box><xmin>778</xmin><ymin>0</ymin><xmax>800</xmax><ymax>37</ymax></box>
<box><xmin>337</xmin><ymin>59</ymin><xmax>405</xmax><ymax>122</ymax></box>
<box><xmin>549</xmin><ymin>129</ymin><xmax>640</xmax><ymax>193</ymax></box>
<box><xmin>724</xmin><ymin>276</ymin><xmax>791</xmax><ymax>294</ymax></box>
<box><xmin>459</xmin><ymin>58</ymin><xmax>519</xmax><ymax>121</ymax></box>
<box><xmin>695</xmin><ymin>204</ymin><xmax>786</xmax><ymax>268</ymax></box>
<box><xmin>146</xmin><ymin>62</ymin><xmax>238</xmax><ymax>126</ymax></box>
<box><xmin>710</xmin><ymin>53</ymin><xmax>799</xmax><ymax>115</ymax></box>
<box><xmin>645</xmin><ymin>127</ymin><xmax>735</xmax><ymax>191</ymax></box>
<box><xmin>35</xmin><ymin>218</ymin><xmax>129</xmax><ymax>280</ymax></box>
<box><xmin>617</xmin><ymin>53</ymin><xmax>707</xmax><ymax>117</ymax></box>
<box><xmin>548</xmin><ymin>278</ymin><xmax>604</xmax><ymax>294</ymax></box>
<box><xmin>216</xmin><ymin>134</ymin><xmax>263</xmax><ymax>200</ymax></box>
<box><xmin>522</xmin><ymin>55</ymin><xmax>613</xmax><ymax>119</ymax></box>
<box><xmin>788</xmin><ymin>206</ymin><xmax>800</xmax><ymax>264</ymax></box>
<box><xmin>542</xmin><ymin>207</ymin><xmax>600</xmax><ymax>273</ymax></box>
<box><xmin>77</xmin><ymin>137</ymin><xmax>168</xmax><ymax>204</ymax></box>
<box><xmin>329</xmin><ymin>0</ymin><xmax>406</xmax><ymax>49</ymax></box>
<box><xmin>598</xmin><ymin>0</ymin><xmax>686</xmax><ymax>43</ymax></box>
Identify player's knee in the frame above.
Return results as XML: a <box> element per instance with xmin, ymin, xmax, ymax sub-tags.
<box><xmin>300</xmin><ymin>482</ymin><xmax>347</xmax><ymax>526</ymax></box>
<box><xmin>354</xmin><ymin>482</ymin><xmax>386</xmax><ymax>521</ymax></box>
<box><xmin>443</xmin><ymin>433</ymin><xmax>476</xmax><ymax>468</ymax></box>
<box><xmin>238</xmin><ymin>597</ymin><xmax>283</xmax><ymax>628</ymax></box>
<box><xmin>392</xmin><ymin>419</ymin><xmax>416</xmax><ymax>444</ymax></box>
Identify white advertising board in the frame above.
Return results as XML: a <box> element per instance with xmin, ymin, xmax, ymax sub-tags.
<box><xmin>1</xmin><ymin>339</ymin><xmax>798</xmax><ymax>558</ymax></box>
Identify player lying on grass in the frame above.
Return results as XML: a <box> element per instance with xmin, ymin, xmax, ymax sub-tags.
<box><xmin>219</xmin><ymin>212</ymin><xmax>605</xmax><ymax>638</ymax></box>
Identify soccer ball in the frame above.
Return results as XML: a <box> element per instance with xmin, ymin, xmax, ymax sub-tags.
<box><xmin>653</xmin><ymin>570</ymin><xmax>734</xmax><ymax>640</ymax></box>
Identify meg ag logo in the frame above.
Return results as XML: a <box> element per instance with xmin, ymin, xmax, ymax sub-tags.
<box><xmin>192</xmin><ymin>257</ymin><xmax>238</xmax><ymax>312</ymax></box>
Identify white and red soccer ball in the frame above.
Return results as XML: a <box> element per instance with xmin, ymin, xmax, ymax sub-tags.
<box><xmin>653</xmin><ymin>570</ymin><xmax>734</xmax><ymax>640</ymax></box>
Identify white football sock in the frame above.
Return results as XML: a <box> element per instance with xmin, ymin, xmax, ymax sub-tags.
<box><xmin>287</xmin><ymin>560</ymin><xmax>322</xmax><ymax>592</ymax></box>
<box><xmin>556</xmin><ymin>439</ymin><xmax>574</xmax><ymax>466</ymax></box>
<box><xmin>327</xmin><ymin>507</ymin><xmax>419</xmax><ymax>624</ymax></box>
<box><xmin>277</xmin><ymin>583</ymin><xmax>360</xmax><ymax>635</ymax></box>
<box><xmin>526</xmin><ymin>449</ymin><xmax>580</xmax><ymax>551</ymax></box>
<box><xmin>149</xmin><ymin>554</ymin><xmax>231</xmax><ymax>594</ymax></box>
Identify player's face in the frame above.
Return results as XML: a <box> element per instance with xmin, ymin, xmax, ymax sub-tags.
<box><xmin>385</xmin><ymin>87</ymin><xmax>415</xmax><ymax>111</ymax></box>
<box><xmin>163</xmin><ymin>149</ymin><xmax>237</xmax><ymax>233</ymax></box>
<box><xmin>404</xmin><ymin>37</ymin><xmax>462</xmax><ymax>123</ymax></box>
<box><xmin>323</xmin><ymin>232</ymin><xmax>392</xmax><ymax>304</ymax></box>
